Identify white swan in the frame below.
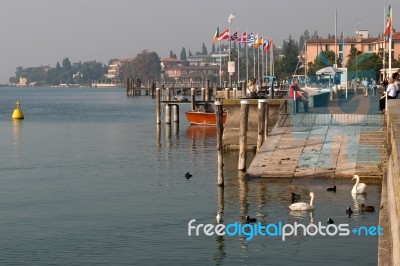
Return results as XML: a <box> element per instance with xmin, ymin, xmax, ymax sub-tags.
<box><xmin>351</xmin><ymin>175</ymin><xmax>367</xmax><ymax>194</ymax></box>
<box><xmin>289</xmin><ymin>192</ymin><xmax>315</xmax><ymax>211</ymax></box>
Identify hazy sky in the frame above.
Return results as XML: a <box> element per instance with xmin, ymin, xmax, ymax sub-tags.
<box><xmin>0</xmin><ymin>0</ymin><xmax>389</xmax><ymax>83</ymax></box>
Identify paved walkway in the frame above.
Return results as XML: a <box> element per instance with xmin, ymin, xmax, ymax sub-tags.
<box><xmin>246</xmin><ymin>88</ymin><xmax>388</xmax><ymax>179</ymax></box>
<box><xmin>246</xmin><ymin>115</ymin><xmax>386</xmax><ymax>179</ymax></box>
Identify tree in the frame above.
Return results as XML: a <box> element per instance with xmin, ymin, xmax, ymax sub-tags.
<box><xmin>299</xmin><ymin>30</ymin><xmax>310</xmax><ymax>51</ymax></box>
<box><xmin>307</xmin><ymin>50</ymin><xmax>339</xmax><ymax>79</ymax></box>
<box><xmin>211</xmin><ymin>43</ymin><xmax>216</xmax><ymax>53</ymax></box>
<box><xmin>62</xmin><ymin>57</ymin><xmax>72</xmax><ymax>70</ymax></box>
<box><xmin>188</xmin><ymin>49</ymin><xmax>193</xmax><ymax>56</ymax></box>
<box><xmin>180</xmin><ymin>47</ymin><xmax>187</xmax><ymax>60</ymax></box>
<box><xmin>170</xmin><ymin>50</ymin><xmax>174</xmax><ymax>58</ymax></box>
<box><xmin>133</xmin><ymin>50</ymin><xmax>161</xmax><ymax>81</ymax></box>
<box><xmin>274</xmin><ymin>36</ymin><xmax>299</xmax><ymax>79</ymax></box>
<box><xmin>202</xmin><ymin>43</ymin><xmax>208</xmax><ymax>55</ymax></box>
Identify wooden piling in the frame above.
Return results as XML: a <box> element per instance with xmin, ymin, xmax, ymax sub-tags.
<box><xmin>172</xmin><ymin>104</ymin><xmax>179</xmax><ymax>123</ymax></box>
<box><xmin>233</xmin><ymin>87</ymin><xmax>237</xmax><ymax>99</ymax></box>
<box><xmin>165</xmin><ymin>104</ymin><xmax>171</xmax><ymax>124</ymax></box>
<box><xmin>156</xmin><ymin>88</ymin><xmax>161</xmax><ymax>124</ymax></box>
<box><xmin>166</xmin><ymin>87</ymin><xmax>171</xmax><ymax>101</ymax></box>
<box><xmin>215</xmin><ymin>100</ymin><xmax>224</xmax><ymax>187</ymax></box>
<box><xmin>201</xmin><ymin>87</ymin><xmax>206</xmax><ymax>101</ymax></box>
<box><xmin>205</xmin><ymin>79</ymin><xmax>210</xmax><ymax>101</ymax></box>
<box><xmin>238</xmin><ymin>100</ymin><xmax>249</xmax><ymax>171</ymax></box>
<box><xmin>224</xmin><ymin>88</ymin><xmax>230</xmax><ymax>99</ymax></box>
<box><xmin>257</xmin><ymin>99</ymin><xmax>267</xmax><ymax>152</ymax></box>
<box><xmin>265</xmin><ymin>101</ymin><xmax>269</xmax><ymax>140</ymax></box>
<box><xmin>191</xmin><ymin>88</ymin><xmax>196</xmax><ymax>111</ymax></box>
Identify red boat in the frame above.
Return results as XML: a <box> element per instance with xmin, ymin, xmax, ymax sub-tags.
<box><xmin>185</xmin><ymin>103</ymin><xmax>227</xmax><ymax>125</ymax></box>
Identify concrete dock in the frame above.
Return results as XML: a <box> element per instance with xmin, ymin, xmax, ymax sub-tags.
<box><xmin>246</xmin><ymin>120</ymin><xmax>386</xmax><ymax>179</ymax></box>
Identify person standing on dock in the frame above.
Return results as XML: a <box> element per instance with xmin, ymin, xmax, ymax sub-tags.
<box><xmin>379</xmin><ymin>77</ymin><xmax>397</xmax><ymax>112</ymax></box>
<box><xmin>289</xmin><ymin>78</ymin><xmax>309</xmax><ymax>113</ymax></box>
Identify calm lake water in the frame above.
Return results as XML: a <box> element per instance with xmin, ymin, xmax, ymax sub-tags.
<box><xmin>0</xmin><ymin>87</ymin><xmax>380</xmax><ymax>265</ymax></box>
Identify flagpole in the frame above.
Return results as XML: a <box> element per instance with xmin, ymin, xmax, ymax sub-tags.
<box><xmin>237</xmin><ymin>26</ymin><xmax>240</xmax><ymax>86</ymax></box>
<box><xmin>253</xmin><ymin>34</ymin><xmax>256</xmax><ymax>79</ymax></box>
<box><xmin>228</xmin><ymin>25</ymin><xmax>231</xmax><ymax>89</ymax></box>
<box><xmin>257</xmin><ymin>36</ymin><xmax>260</xmax><ymax>82</ymax></box>
<box><xmin>386</xmin><ymin>4</ymin><xmax>392</xmax><ymax>112</ymax></box>
<box><xmin>261</xmin><ymin>35</ymin><xmax>264</xmax><ymax>84</ymax></box>
<box><xmin>265</xmin><ymin>40</ymin><xmax>268</xmax><ymax>81</ymax></box>
<box><xmin>383</xmin><ymin>7</ymin><xmax>386</xmax><ymax>80</ymax></box>
<box><xmin>219</xmin><ymin>39</ymin><xmax>222</xmax><ymax>88</ymax></box>
<box><xmin>246</xmin><ymin>29</ymin><xmax>249</xmax><ymax>82</ymax></box>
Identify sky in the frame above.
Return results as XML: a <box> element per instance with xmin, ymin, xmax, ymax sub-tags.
<box><xmin>0</xmin><ymin>0</ymin><xmax>390</xmax><ymax>84</ymax></box>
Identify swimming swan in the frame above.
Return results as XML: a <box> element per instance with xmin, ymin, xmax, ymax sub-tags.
<box><xmin>289</xmin><ymin>192</ymin><xmax>315</xmax><ymax>211</ymax></box>
<box><xmin>351</xmin><ymin>175</ymin><xmax>367</xmax><ymax>194</ymax></box>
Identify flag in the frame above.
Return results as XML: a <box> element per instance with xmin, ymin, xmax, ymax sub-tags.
<box><xmin>237</xmin><ymin>32</ymin><xmax>247</xmax><ymax>43</ymax></box>
<box><xmin>217</xmin><ymin>28</ymin><xmax>230</xmax><ymax>41</ymax></box>
<box><xmin>229</xmin><ymin>31</ymin><xmax>238</xmax><ymax>41</ymax></box>
<box><xmin>213</xmin><ymin>26</ymin><xmax>219</xmax><ymax>43</ymax></box>
<box><xmin>228</xmin><ymin>13</ymin><xmax>235</xmax><ymax>24</ymax></box>
<box><xmin>385</xmin><ymin>5</ymin><xmax>392</xmax><ymax>41</ymax></box>
<box><xmin>263</xmin><ymin>40</ymin><xmax>272</xmax><ymax>52</ymax></box>
<box><xmin>247</xmin><ymin>33</ymin><xmax>255</xmax><ymax>44</ymax></box>
<box><xmin>254</xmin><ymin>37</ymin><xmax>263</xmax><ymax>48</ymax></box>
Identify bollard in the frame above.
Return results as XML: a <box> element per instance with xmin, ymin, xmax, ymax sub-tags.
<box><xmin>215</xmin><ymin>100</ymin><xmax>224</xmax><ymax>187</ymax></box>
<box><xmin>233</xmin><ymin>87</ymin><xmax>237</xmax><ymax>99</ymax></box>
<box><xmin>165</xmin><ymin>104</ymin><xmax>171</xmax><ymax>124</ymax></box>
<box><xmin>190</xmin><ymin>88</ymin><xmax>196</xmax><ymax>111</ymax></box>
<box><xmin>156</xmin><ymin>88</ymin><xmax>161</xmax><ymax>124</ymax></box>
<box><xmin>205</xmin><ymin>79</ymin><xmax>210</xmax><ymax>101</ymax></box>
<box><xmin>201</xmin><ymin>88</ymin><xmax>206</xmax><ymax>101</ymax></box>
<box><xmin>224</xmin><ymin>88</ymin><xmax>230</xmax><ymax>99</ymax></box>
<box><xmin>257</xmin><ymin>99</ymin><xmax>267</xmax><ymax>152</ymax></box>
<box><xmin>166</xmin><ymin>87</ymin><xmax>171</xmax><ymax>101</ymax></box>
<box><xmin>172</xmin><ymin>104</ymin><xmax>179</xmax><ymax>123</ymax></box>
<box><xmin>238</xmin><ymin>100</ymin><xmax>249</xmax><ymax>171</ymax></box>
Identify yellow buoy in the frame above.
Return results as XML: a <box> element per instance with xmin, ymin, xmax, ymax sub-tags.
<box><xmin>12</xmin><ymin>101</ymin><xmax>24</xmax><ymax>119</ymax></box>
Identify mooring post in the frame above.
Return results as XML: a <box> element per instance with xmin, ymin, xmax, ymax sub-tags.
<box><xmin>238</xmin><ymin>100</ymin><xmax>249</xmax><ymax>171</ymax></box>
<box><xmin>215</xmin><ymin>100</ymin><xmax>224</xmax><ymax>187</ymax></box>
<box><xmin>201</xmin><ymin>87</ymin><xmax>206</xmax><ymax>101</ymax></box>
<box><xmin>156</xmin><ymin>88</ymin><xmax>161</xmax><ymax>124</ymax></box>
<box><xmin>265</xmin><ymin>101</ymin><xmax>269</xmax><ymax>140</ymax></box>
<box><xmin>257</xmin><ymin>99</ymin><xmax>267</xmax><ymax>152</ymax></box>
<box><xmin>224</xmin><ymin>88</ymin><xmax>230</xmax><ymax>99</ymax></box>
<box><xmin>166</xmin><ymin>87</ymin><xmax>171</xmax><ymax>101</ymax></box>
<box><xmin>205</xmin><ymin>79</ymin><xmax>210</xmax><ymax>101</ymax></box>
<box><xmin>191</xmin><ymin>88</ymin><xmax>196</xmax><ymax>111</ymax></box>
<box><xmin>151</xmin><ymin>81</ymin><xmax>156</xmax><ymax>97</ymax></box>
<box><xmin>165</xmin><ymin>104</ymin><xmax>171</xmax><ymax>124</ymax></box>
<box><xmin>172</xmin><ymin>104</ymin><xmax>179</xmax><ymax>123</ymax></box>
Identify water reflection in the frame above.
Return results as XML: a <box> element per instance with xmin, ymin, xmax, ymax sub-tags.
<box><xmin>12</xmin><ymin>119</ymin><xmax>22</xmax><ymax>165</ymax></box>
<box><xmin>238</xmin><ymin>171</ymin><xmax>248</xmax><ymax>224</ymax></box>
<box><xmin>352</xmin><ymin>192</ymin><xmax>367</xmax><ymax>212</ymax></box>
<box><xmin>214</xmin><ymin>186</ymin><xmax>226</xmax><ymax>265</ymax></box>
<box><xmin>289</xmin><ymin>210</ymin><xmax>315</xmax><ymax>224</ymax></box>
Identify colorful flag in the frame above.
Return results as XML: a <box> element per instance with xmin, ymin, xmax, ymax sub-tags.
<box><xmin>213</xmin><ymin>26</ymin><xmax>220</xmax><ymax>43</ymax></box>
<box><xmin>385</xmin><ymin>5</ymin><xmax>392</xmax><ymax>41</ymax></box>
<box><xmin>247</xmin><ymin>33</ymin><xmax>255</xmax><ymax>44</ymax></box>
<box><xmin>228</xmin><ymin>13</ymin><xmax>235</xmax><ymax>24</ymax></box>
<box><xmin>217</xmin><ymin>28</ymin><xmax>230</xmax><ymax>41</ymax></box>
<box><xmin>254</xmin><ymin>37</ymin><xmax>263</xmax><ymax>48</ymax></box>
<box><xmin>263</xmin><ymin>40</ymin><xmax>272</xmax><ymax>52</ymax></box>
<box><xmin>237</xmin><ymin>32</ymin><xmax>247</xmax><ymax>43</ymax></box>
<box><xmin>229</xmin><ymin>31</ymin><xmax>238</xmax><ymax>41</ymax></box>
